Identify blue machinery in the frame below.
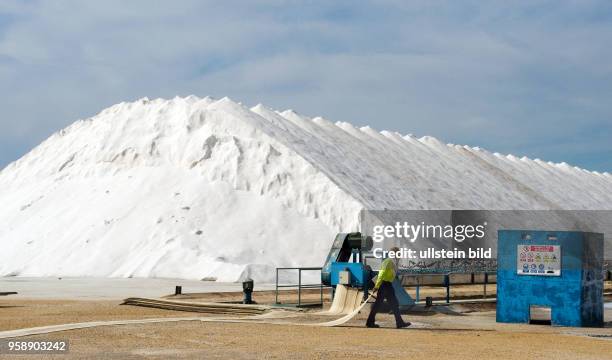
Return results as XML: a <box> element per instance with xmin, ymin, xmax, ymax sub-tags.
<box><xmin>321</xmin><ymin>232</ymin><xmax>371</xmax><ymax>288</ymax></box>
<box><xmin>321</xmin><ymin>232</ymin><xmax>415</xmax><ymax>308</ymax></box>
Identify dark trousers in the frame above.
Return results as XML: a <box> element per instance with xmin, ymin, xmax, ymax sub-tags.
<box><xmin>366</xmin><ymin>281</ymin><xmax>403</xmax><ymax>326</ymax></box>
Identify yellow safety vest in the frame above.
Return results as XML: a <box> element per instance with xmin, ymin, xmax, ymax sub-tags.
<box><xmin>375</xmin><ymin>258</ymin><xmax>396</xmax><ymax>288</ymax></box>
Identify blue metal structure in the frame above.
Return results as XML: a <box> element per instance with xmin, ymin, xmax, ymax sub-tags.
<box><xmin>497</xmin><ymin>230</ymin><xmax>604</xmax><ymax>327</ymax></box>
<box><xmin>330</xmin><ymin>262</ymin><xmax>368</xmax><ymax>287</ymax></box>
<box><xmin>321</xmin><ymin>233</ymin><xmax>371</xmax><ymax>286</ymax></box>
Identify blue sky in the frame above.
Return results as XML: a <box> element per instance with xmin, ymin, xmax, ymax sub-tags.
<box><xmin>1</xmin><ymin>0</ymin><xmax>611</xmax><ymax>171</ymax></box>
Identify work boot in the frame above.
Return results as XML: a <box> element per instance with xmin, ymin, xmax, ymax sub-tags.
<box><xmin>396</xmin><ymin>321</ymin><xmax>411</xmax><ymax>329</ymax></box>
<box><xmin>366</xmin><ymin>323</ymin><xmax>380</xmax><ymax>328</ymax></box>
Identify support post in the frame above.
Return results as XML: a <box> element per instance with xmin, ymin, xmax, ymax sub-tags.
<box><xmin>483</xmin><ymin>272</ymin><xmax>488</xmax><ymax>300</ymax></box>
<box><xmin>445</xmin><ymin>274</ymin><xmax>450</xmax><ymax>304</ymax></box>
<box><xmin>275</xmin><ymin>268</ymin><xmax>279</xmax><ymax>304</ymax></box>
<box><xmin>415</xmin><ymin>275</ymin><xmax>420</xmax><ymax>303</ymax></box>
<box><xmin>298</xmin><ymin>268</ymin><xmax>302</xmax><ymax>307</ymax></box>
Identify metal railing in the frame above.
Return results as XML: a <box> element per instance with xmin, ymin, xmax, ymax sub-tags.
<box><xmin>400</xmin><ymin>271</ymin><xmax>497</xmax><ymax>303</ymax></box>
<box><xmin>275</xmin><ymin>267</ymin><xmax>326</xmax><ymax>307</ymax></box>
<box><xmin>363</xmin><ymin>255</ymin><xmax>498</xmax><ymax>303</ymax></box>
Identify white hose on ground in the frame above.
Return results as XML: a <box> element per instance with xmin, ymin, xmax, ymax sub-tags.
<box><xmin>308</xmin><ymin>294</ymin><xmax>373</xmax><ymax>327</ymax></box>
<box><xmin>0</xmin><ymin>317</ymin><xmax>205</xmax><ymax>339</ymax></box>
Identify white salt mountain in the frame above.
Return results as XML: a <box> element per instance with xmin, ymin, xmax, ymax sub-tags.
<box><xmin>0</xmin><ymin>96</ymin><xmax>611</xmax><ymax>282</ymax></box>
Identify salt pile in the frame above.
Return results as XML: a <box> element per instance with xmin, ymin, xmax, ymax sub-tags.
<box><xmin>1</xmin><ymin>96</ymin><xmax>610</xmax><ymax>282</ymax></box>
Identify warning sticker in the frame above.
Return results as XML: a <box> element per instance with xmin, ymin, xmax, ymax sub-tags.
<box><xmin>517</xmin><ymin>245</ymin><xmax>561</xmax><ymax>276</ymax></box>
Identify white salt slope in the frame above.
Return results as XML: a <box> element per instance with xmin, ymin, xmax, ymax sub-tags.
<box><xmin>0</xmin><ymin>96</ymin><xmax>611</xmax><ymax>282</ymax></box>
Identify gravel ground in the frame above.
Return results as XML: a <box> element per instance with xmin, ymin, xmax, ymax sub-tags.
<box><xmin>0</xmin><ymin>280</ymin><xmax>610</xmax><ymax>359</ymax></box>
<box><xmin>0</xmin><ymin>297</ymin><xmax>610</xmax><ymax>359</ymax></box>
<box><xmin>1</xmin><ymin>317</ymin><xmax>611</xmax><ymax>360</ymax></box>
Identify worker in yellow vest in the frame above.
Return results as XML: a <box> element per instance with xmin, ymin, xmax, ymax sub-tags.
<box><xmin>366</xmin><ymin>247</ymin><xmax>411</xmax><ymax>328</ymax></box>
